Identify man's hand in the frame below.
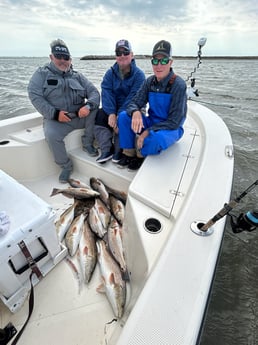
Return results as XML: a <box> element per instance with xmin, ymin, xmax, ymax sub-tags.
<box><xmin>131</xmin><ymin>111</ymin><xmax>144</xmax><ymax>133</ymax></box>
<box><xmin>137</xmin><ymin>130</ymin><xmax>149</xmax><ymax>149</ymax></box>
<box><xmin>58</xmin><ymin>110</ymin><xmax>71</xmax><ymax>122</ymax></box>
<box><xmin>78</xmin><ymin>106</ymin><xmax>90</xmax><ymax>118</ymax></box>
<box><xmin>108</xmin><ymin>114</ymin><xmax>118</xmax><ymax>133</ymax></box>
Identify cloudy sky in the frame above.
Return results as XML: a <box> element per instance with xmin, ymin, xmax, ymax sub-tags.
<box><xmin>0</xmin><ymin>0</ymin><xmax>257</xmax><ymax>57</ymax></box>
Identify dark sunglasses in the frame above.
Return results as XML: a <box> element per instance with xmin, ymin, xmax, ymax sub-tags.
<box><xmin>115</xmin><ymin>50</ymin><xmax>131</xmax><ymax>57</ymax></box>
<box><xmin>53</xmin><ymin>53</ymin><xmax>70</xmax><ymax>61</ymax></box>
<box><xmin>151</xmin><ymin>57</ymin><xmax>170</xmax><ymax>65</ymax></box>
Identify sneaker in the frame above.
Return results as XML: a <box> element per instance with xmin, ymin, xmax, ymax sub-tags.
<box><xmin>59</xmin><ymin>168</ymin><xmax>72</xmax><ymax>183</ymax></box>
<box><xmin>128</xmin><ymin>157</ymin><xmax>144</xmax><ymax>171</ymax></box>
<box><xmin>112</xmin><ymin>151</ymin><xmax>122</xmax><ymax>163</ymax></box>
<box><xmin>117</xmin><ymin>154</ymin><xmax>134</xmax><ymax>169</ymax></box>
<box><xmin>83</xmin><ymin>145</ymin><xmax>98</xmax><ymax>157</ymax></box>
<box><xmin>96</xmin><ymin>151</ymin><xmax>113</xmax><ymax>164</ymax></box>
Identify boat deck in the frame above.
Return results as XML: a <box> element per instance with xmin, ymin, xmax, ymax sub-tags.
<box><xmin>0</xmin><ymin>101</ymin><xmax>234</xmax><ymax>345</ymax></box>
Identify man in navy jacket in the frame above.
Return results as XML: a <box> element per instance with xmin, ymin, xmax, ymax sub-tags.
<box><xmin>94</xmin><ymin>39</ymin><xmax>145</xmax><ymax>164</ymax></box>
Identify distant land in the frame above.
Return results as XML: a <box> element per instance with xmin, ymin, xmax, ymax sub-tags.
<box><xmin>80</xmin><ymin>54</ymin><xmax>258</xmax><ymax>60</ymax></box>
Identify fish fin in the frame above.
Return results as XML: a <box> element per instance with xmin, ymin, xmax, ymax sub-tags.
<box><xmin>50</xmin><ymin>188</ymin><xmax>59</xmax><ymax>197</ymax></box>
<box><xmin>109</xmin><ymin>272</ymin><xmax>115</xmax><ymax>284</ymax></box>
<box><xmin>66</xmin><ymin>256</ymin><xmax>83</xmax><ymax>294</ymax></box>
<box><xmin>121</xmin><ymin>269</ymin><xmax>130</xmax><ymax>282</ymax></box>
<box><xmin>83</xmin><ymin>246</ymin><xmax>89</xmax><ymax>255</ymax></box>
<box><xmin>96</xmin><ymin>282</ymin><xmax>106</xmax><ymax>293</ymax></box>
<box><xmin>102</xmin><ymin>232</ymin><xmax>108</xmax><ymax>244</ymax></box>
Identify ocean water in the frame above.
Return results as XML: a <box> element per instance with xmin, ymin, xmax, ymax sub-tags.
<box><xmin>0</xmin><ymin>56</ymin><xmax>258</xmax><ymax>344</ymax></box>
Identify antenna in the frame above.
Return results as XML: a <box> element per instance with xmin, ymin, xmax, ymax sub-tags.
<box><xmin>186</xmin><ymin>37</ymin><xmax>207</xmax><ymax>98</ymax></box>
<box><xmin>198</xmin><ymin>37</ymin><xmax>207</xmax><ymax>48</ymax></box>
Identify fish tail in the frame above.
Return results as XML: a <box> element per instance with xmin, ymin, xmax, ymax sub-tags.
<box><xmin>66</xmin><ymin>257</ymin><xmax>83</xmax><ymax>294</ymax></box>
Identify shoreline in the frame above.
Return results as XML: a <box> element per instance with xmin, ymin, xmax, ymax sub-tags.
<box><xmin>80</xmin><ymin>54</ymin><xmax>258</xmax><ymax>60</ymax></box>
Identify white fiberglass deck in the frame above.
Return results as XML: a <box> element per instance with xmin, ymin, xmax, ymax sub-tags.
<box><xmin>0</xmin><ymin>101</ymin><xmax>234</xmax><ymax>345</ymax></box>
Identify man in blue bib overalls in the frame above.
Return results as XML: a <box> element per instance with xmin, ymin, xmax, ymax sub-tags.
<box><xmin>117</xmin><ymin>40</ymin><xmax>187</xmax><ymax>171</ymax></box>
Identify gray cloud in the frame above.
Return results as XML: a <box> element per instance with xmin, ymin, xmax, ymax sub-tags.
<box><xmin>0</xmin><ymin>0</ymin><xmax>258</xmax><ymax>56</ymax></box>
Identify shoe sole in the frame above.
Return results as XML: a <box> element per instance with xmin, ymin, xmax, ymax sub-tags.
<box><xmin>96</xmin><ymin>156</ymin><xmax>112</xmax><ymax>163</ymax></box>
<box><xmin>59</xmin><ymin>179</ymin><xmax>69</xmax><ymax>183</ymax></box>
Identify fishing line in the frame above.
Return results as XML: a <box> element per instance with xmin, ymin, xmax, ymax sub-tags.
<box><xmin>189</xmin><ymin>98</ymin><xmax>235</xmax><ymax>109</ymax></box>
<box><xmin>104</xmin><ymin>318</ymin><xmax>117</xmax><ymax>345</ymax></box>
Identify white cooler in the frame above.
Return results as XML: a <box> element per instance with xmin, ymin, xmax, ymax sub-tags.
<box><xmin>0</xmin><ymin>170</ymin><xmax>67</xmax><ymax>312</ymax></box>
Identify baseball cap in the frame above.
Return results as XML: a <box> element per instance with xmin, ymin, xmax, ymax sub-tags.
<box><xmin>115</xmin><ymin>39</ymin><xmax>132</xmax><ymax>52</ymax></box>
<box><xmin>152</xmin><ymin>40</ymin><xmax>172</xmax><ymax>57</ymax></box>
<box><xmin>51</xmin><ymin>44</ymin><xmax>70</xmax><ymax>57</ymax></box>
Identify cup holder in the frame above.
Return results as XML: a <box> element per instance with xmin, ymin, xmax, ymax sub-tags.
<box><xmin>144</xmin><ymin>218</ymin><xmax>162</xmax><ymax>234</ymax></box>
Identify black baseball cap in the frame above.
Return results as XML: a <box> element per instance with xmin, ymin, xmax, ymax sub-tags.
<box><xmin>51</xmin><ymin>44</ymin><xmax>70</xmax><ymax>57</ymax></box>
<box><xmin>152</xmin><ymin>40</ymin><xmax>172</xmax><ymax>57</ymax></box>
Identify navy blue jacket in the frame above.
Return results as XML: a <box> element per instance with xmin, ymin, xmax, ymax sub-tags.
<box><xmin>101</xmin><ymin>59</ymin><xmax>145</xmax><ymax>115</ymax></box>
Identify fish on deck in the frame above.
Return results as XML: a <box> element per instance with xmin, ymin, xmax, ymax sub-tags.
<box><xmin>90</xmin><ymin>177</ymin><xmax>110</xmax><ymax>208</ymax></box>
<box><xmin>107</xmin><ymin>216</ymin><xmax>127</xmax><ymax>273</ymax></box>
<box><xmin>50</xmin><ymin>187</ymin><xmax>100</xmax><ymax>199</ymax></box>
<box><xmin>110</xmin><ymin>195</ymin><xmax>125</xmax><ymax>225</ymax></box>
<box><xmin>88</xmin><ymin>205</ymin><xmax>108</xmax><ymax>239</ymax></box>
<box><xmin>96</xmin><ymin>240</ymin><xmax>126</xmax><ymax>319</ymax></box>
<box><xmin>55</xmin><ymin>201</ymin><xmax>78</xmax><ymax>242</ymax></box>
<box><xmin>77</xmin><ymin>220</ymin><xmax>97</xmax><ymax>284</ymax></box>
<box><xmin>65</xmin><ymin>213</ymin><xmax>86</xmax><ymax>256</ymax></box>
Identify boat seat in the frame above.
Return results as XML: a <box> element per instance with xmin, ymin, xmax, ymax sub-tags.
<box><xmin>8</xmin><ymin>125</ymin><xmax>45</xmax><ymax>144</ymax></box>
<box><xmin>129</xmin><ymin>125</ymin><xmax>202</xmax><ymax>218</ymax></box>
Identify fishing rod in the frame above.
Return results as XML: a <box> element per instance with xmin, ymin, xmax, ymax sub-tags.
<box><xmin>200</xmin><ymin>179</ymin><xmax>258</xmax><ymax>232</ymax></box>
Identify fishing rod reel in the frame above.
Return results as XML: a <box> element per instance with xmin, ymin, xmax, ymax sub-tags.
<box><xmin>0</xmin><ymin>323</ymin><xmax>17</xmax><ymax>345</ymax></box>
<box><xmin>230</xmin><ymin>209</ymin><xmax>258</xmax><ymax>234</ymax></box>
<box><xmin>192</xmin><ymin>179</ymin><xmax>258</xmax><ymax>236</ymax></box>
<box><xmin>186</xmin><ymin>37</ymin><xmax>207</xmax><ymax>99</ymax></box>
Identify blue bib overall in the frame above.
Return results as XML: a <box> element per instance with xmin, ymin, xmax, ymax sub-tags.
<box><xmin>118</xmin><ymin>91</ymin><xmax>184</xmax><ymax>156</ymax></box>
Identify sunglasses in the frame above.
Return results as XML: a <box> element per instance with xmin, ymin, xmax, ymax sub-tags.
<box><xmin>151</xmin><ymin>57</ymin><xmax>170</xmax><ymax>65</ymax></box>
<box><xmin>53</xmin><ymin>53</ymin><xmax>70</xmax><ymax>61</ymax></box>
<box><xmin>115</xmin><ymin>50</ymin><xmax>131</xmax><ymax>57</ymax></box>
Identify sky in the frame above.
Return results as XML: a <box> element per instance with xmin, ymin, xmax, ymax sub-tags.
<box><xmin>0</xmin><ymin>0</ymin><xmax>258</xmax><ymax>57</ymax></box>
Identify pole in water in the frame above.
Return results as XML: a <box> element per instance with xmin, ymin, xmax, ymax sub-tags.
<box><xmin>200</xmin><ymin>179</ymin><xmax>258</xmax><ymax>232</ymax></box>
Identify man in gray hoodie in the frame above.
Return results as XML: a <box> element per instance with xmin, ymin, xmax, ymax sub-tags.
<box><xmin>28</xmin><ymin>38</ymin><xmax>100</xmax><ymax>183</ymax></box>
